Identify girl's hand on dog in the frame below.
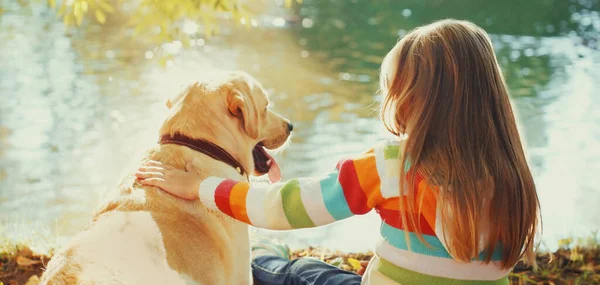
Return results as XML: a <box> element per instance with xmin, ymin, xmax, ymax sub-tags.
<box><xmin>135</xmin><ymin>160</ymin><xmax>200</xmax><ymax>200</ymax></box>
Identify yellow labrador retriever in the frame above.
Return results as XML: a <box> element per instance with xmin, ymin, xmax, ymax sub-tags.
<box><xmin>40</xmin><ymin>71</ymin><xmax>292</xmax><ymax>285</ymax></box>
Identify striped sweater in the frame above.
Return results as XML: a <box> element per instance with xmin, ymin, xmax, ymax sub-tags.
<box><xmin>199</xmin><ymin>140</ymin><xmax>511</xmax><ymax>285</ymax></box>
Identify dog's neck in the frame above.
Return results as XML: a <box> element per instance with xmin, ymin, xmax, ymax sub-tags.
<box><xmin>159</xmin><ymin>125</ymin><xmax>255</xmax><ymax>178</ymax></box>
<box><xmin>160</xmin><ymin>133</ymin><xmax>247</xmax><ymax>176</ymax></box>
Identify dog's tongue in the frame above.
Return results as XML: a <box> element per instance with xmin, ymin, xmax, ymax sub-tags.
<box><xmin>263</xmin><ymin>149</ymin><xmax>281</xmax><ymax>183</ymax></box>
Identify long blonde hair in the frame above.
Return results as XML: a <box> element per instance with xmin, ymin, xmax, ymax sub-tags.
<box><xmin>379</xmin><ymin>19</ymin><xmax>540</xmax><ymax>268</ymax></box>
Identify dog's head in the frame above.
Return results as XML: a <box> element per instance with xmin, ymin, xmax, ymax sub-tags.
<box><xmin>161</xmin><ymin>71</ymin><xmax>292</xmax><ymax>182</ymax></box>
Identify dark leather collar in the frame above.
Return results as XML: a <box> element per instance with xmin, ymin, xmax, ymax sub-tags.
<box><xmin>159</xmin><ymin>133</ymin><xmax>246</xmax><ymax>176</ymax></box>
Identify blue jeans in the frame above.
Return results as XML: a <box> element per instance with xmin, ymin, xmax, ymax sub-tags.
<box><xmin>252</xmin><ymin>256</ymin><xmax>362</xmax><ymax>285</ymax></box>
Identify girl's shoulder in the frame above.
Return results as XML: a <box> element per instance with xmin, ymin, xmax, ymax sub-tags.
<box><xmin>341</xmin><ymin>139</ymin><xmax>406</xmax><ymax>167</ymax></box>
<box><xmin>371</xmin><ymin>139</ymin><xmax>406</xmax><ymax>159</ymax></box>
<box><xmin>354</xmin><ymin>139</ymin><xmax>407</xmax><ymax>171</ymax></box>
<box><xmin>346</xmin><ymin>139</ymin><xmax>404</xmax><ymax>160</ymax></box>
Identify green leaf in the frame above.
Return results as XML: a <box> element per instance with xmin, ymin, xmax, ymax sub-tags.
<box><xmin>95</xmin><ymin>9</ymin><xmax>106</xmax><ymax>24</ymax></box>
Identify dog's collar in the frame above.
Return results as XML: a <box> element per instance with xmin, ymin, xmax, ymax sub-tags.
<box><xmin>159</xmin><ymin>133</ymin><xmax>246</xmax><ymax>176</ymax></box>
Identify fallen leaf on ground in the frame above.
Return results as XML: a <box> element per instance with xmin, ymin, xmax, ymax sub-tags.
<box><xmin>16</xmin><ymin>255</ymin><xmax>41</xmax><ymax>266</ymax></box>
<box><xmin>347</xmin><ymin>258</ymin><xmax>361</xmax><ymax>271</ymax></box>
<box><xmin>18</xmin><ymin>247</ymin><xmax>33</xmax><ymax>258</ymax></box>
<box><xmin>357</xmin><ymin>267</ymin><xmax>366</xmax><ymax>276</ymax></box>
<box><xmin>25</xmin><ymin>275</ymin><xmax>40</xmax><ymax>285</ymax></box>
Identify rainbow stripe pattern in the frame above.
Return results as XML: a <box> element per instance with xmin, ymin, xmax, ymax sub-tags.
<box><xmin>199</xmin><ymin>140</ymin><xmax>511</xmax><ymax>285</ymax></box>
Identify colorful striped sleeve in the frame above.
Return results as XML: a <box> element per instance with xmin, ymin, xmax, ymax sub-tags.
<box><xmin>198</xmin><ymin>140</ymin><xmax>403</xmax><ymax>230</ymax></box>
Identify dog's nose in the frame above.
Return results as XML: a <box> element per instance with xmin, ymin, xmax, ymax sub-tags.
<box><xmin>287</xmin><ymin>122</ymin><xmax>294</xmax><ymax>132</ymax></box>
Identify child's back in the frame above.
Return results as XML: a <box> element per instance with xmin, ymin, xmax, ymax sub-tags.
<box><xmin>365</xmin><ymin>19</ymin><xmax>540</xmax><ymax>283</ymax></box>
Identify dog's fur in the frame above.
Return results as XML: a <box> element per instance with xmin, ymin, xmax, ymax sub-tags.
<box><xmin>39</xmin><ymin>71</ymin><xmax>292</xmax><ymax>285</ymax></box>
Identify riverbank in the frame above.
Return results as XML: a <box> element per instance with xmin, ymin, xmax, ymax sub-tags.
<box><xmin>1</xmin><ymin>239</ymin><xmax>598</xmax><ymax>285</ymax></box>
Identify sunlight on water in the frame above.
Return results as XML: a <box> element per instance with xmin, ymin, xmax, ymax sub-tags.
<box><xmin>0</xmin><ymin>0</ymin><xmax>599</xmax><ymax>253</ymax></box>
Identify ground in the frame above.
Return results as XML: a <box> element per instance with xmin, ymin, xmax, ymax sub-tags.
<box><xmin>1</xmin><ymin>242</ymin><xmax>598</xmax><ymax>285</ymax></box>
<box><xmin>289</xmin><ymin>244</ymin><xmax>600</xmax><ymax>285</ymax></box>
<box><xmin>0</xmin><ymin>246</ymin><xmax>46</xmax><ymax>285</ymax></box>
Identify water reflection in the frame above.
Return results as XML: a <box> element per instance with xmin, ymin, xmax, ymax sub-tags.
<box><xmin>0</xmin><ymin>0</ymin><xmax>598</xmax><ymax>252</ymax></box>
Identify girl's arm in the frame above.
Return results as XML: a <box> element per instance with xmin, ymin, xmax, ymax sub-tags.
<box><xmin>200</xmin><ymin>149</ymin><xmax>385</xmax><ymax>230</ymax></box>
<box><xmin>137</xmin><ymin>141</ymin><xmax>401</xmax><ymax>230</ymax></box>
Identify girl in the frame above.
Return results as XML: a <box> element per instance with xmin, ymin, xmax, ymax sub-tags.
<box><xmin>136</xmin><ymin>19</ymin><xmax>540</xmax><ymax>285</ymax></box>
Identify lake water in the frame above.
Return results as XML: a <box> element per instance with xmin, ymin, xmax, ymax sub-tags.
<box><xmin>0</xmin><ymin>0</ymin><xmax>599</xmax><ymax>252</ymax></box>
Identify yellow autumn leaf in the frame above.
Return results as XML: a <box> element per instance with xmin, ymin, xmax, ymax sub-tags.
<box><xmin>558</xmin><ymin>238</ymin><xmax>573</xmax><ymax>249</ymax></box>
<box><xmin>86</xmin><ymin>0</ymin><xmax>97</xmax><ymax>9</ymax></box>
<box><xmin>73</xmin><ymin>2</ymin><xmax>84</xmax><ymax>26</ymax></box>
<box><xmin>284</xmin><ymin>0</ymin><xmax>292</xmax><ymax>8</ymax></box>
<box><xmin>57</xmin><ymin>2</ymin><xmax>66</xmax><ymax>15</ymax></box>
<box><xmin>158</xmin><ymin>57</ymin><xmax>168</xmax><ymax>68</ymax></box>
<box><xmin>63</xmin><ymin>13</ymin><xmax>75</xmax><ymax>26</ymax></box>
<box><xmin>204</xmin><ymin>25</ymin><xmax>213</xmax><ymax>37</ymax></box>
<box><xmin>347</xmin><ymin>258</ymin><xmax>362</xmax><ymax>271</ymax></box>
<box><xmin>47</xmin><ymin>0</ymin><xmax>56</xmax><ymax>8</ymax></box>
<box><xmin>570</xmin><ymin>249</ymin><xmax>584</xmax><ymax>262</ymax></box>
<box><xmin>75</xmin><ymin>14</ymin><xmax>83</xmax><ymax>25</ymax></box>
<box><xmin>132</xmin><ymin>22</ymin><xmax>144</xmax><ymax>36</ymax></box>
<box><xmin>81</xmin><ymin>1</ymin><xmax>88</xmax><ymax>13</ymax></box>
<box><xmin>98</xmin><ymin>0</ymin><xmax>115</xmax><ymax>13</ymax></box>
<box><xmin>95</xmin><ymin>9</ymin><xmax>106</xmax><ymax>24</ymax></box>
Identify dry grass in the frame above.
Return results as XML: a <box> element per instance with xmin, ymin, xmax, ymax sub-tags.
<box><xmin>1</xmin><ymin>233</ymin><xmax>598</xmax><ymax>285</ymax></box>
<box><xmin>0</xmin><ymin>245</ymin><xmax>48</xmax><ymax>285</ymax></box>
<box><xmin>0</xmin><ymin>221</ymin><xmax>59</xmax><ymax>285</ymax></box>
<box><xmin>289</xmin><ymin>236</ymin><xmax>600</xmax><ymax>285</ymax></box>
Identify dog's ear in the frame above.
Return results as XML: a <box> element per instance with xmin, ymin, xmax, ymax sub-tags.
<box><xmin>228</xmin><ymin>89</ymin><xmax>259</xmax><ymax>139</ymax></box>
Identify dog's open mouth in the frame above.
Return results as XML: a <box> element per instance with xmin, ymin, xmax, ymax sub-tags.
<box><xmin>252</xmin><ymin>144</ymin><xmax>281</xmax><ymax>183</ymax></box>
